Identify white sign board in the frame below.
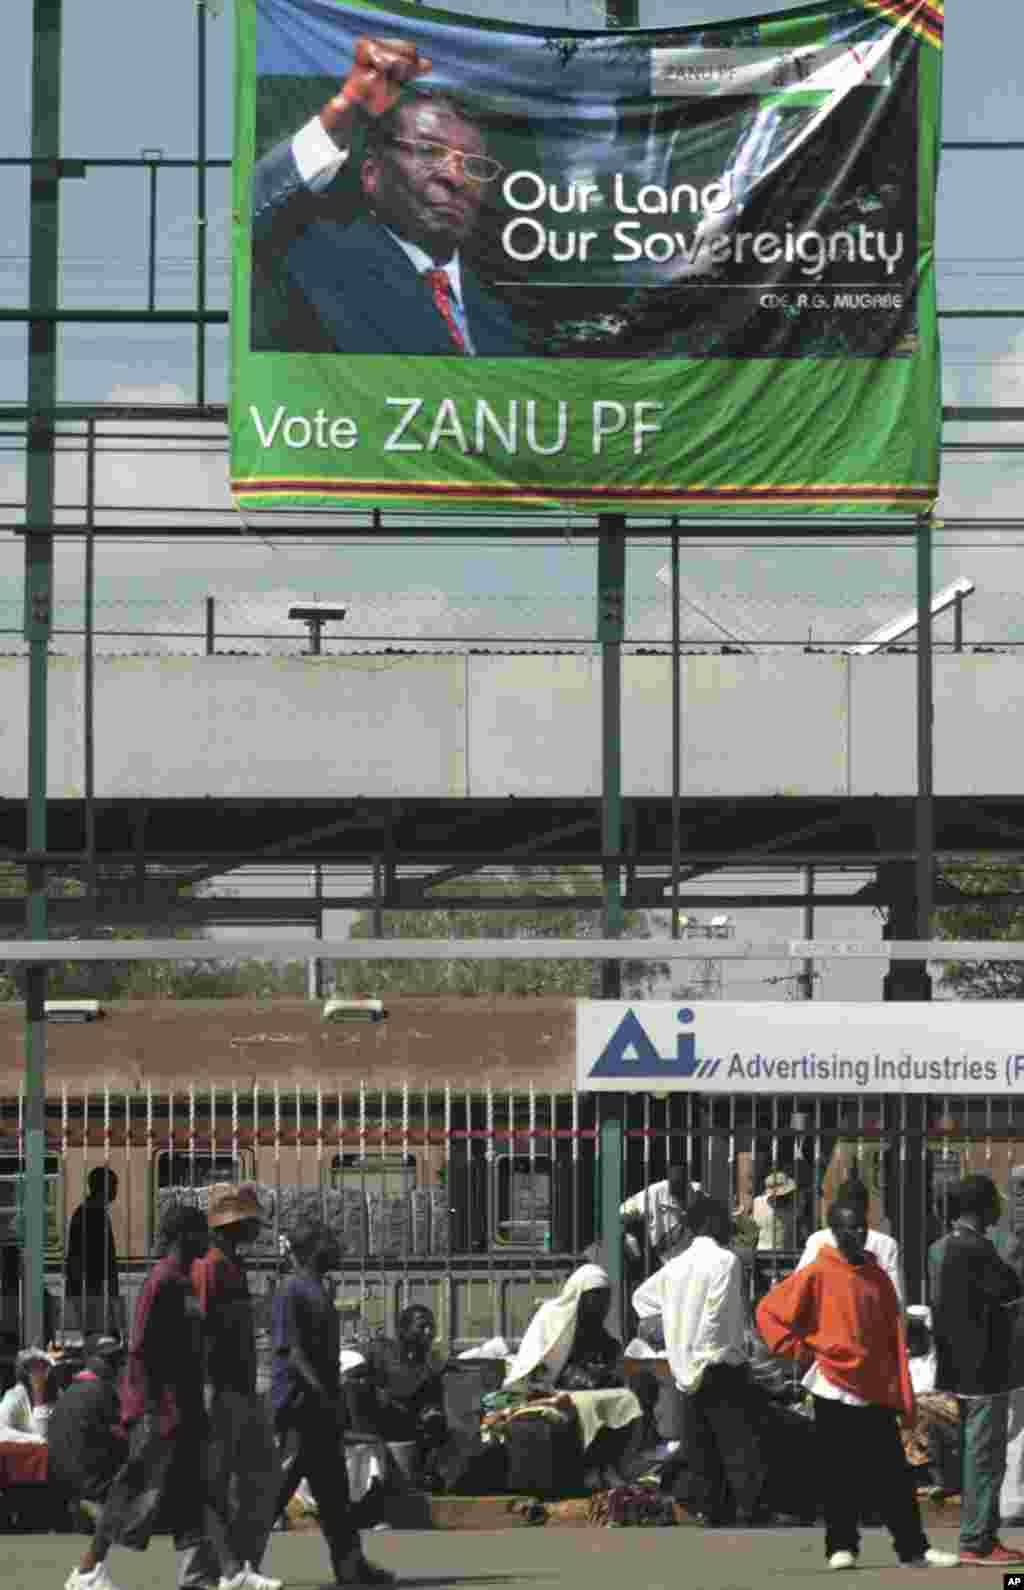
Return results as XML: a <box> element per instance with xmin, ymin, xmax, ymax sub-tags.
<box><xmin>576</xmin><ymin>1002</ymin><xmax>1024</xmax><ymax>1094</ymax></box>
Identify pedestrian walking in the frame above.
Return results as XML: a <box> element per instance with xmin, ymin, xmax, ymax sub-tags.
<box><xmin>271</xmin><ymin>1217</ymin><xmax>395</xmax><ymax>1588</ymax></box>
<box><xmin>757</xmin><ymin>1199</ymin><xmax>959</xmax><ymax>1571</ymax></box>
<box><xmin>64</xmin><ymin>1201</ymin><xmax>278</xmax><ymax>1590</ymax></box>
<box><xmin>632</xmin><ymin>1195</ymin><xmax>767</xmax><ymax>1526</ymax></box>
<box><xmin>929</xmin><ymin>1172</ymin><xmax>1024</xmax><ymax>1567</ymax></box>
<box><xmin>188</xmin><ymin>1185</ymin><xmax>283</xmax><ymax>1589</ymax></box>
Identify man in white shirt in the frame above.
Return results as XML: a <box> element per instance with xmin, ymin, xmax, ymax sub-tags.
<box><xmin>251</xmin><ymin>36</ymin><xmax>526</xmax><ymax>357</ymax></box>
<box><xmin>632</xmin><ymin>1196</ymin><xmax>765</xmax><ymax>1526</ymax></box>
<box><xmin>797</xmin><ymin>1179</ymin><xmax>904</xmax><ymax>1306</ymax></box>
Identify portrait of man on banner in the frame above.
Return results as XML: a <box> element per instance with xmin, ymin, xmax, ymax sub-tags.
<box><xmin>247</xmin><ymin>5</ymin><xmax>922</xmax><ymax>362</ymax></box>
<box><xmin>252</xmin><ymin>38</ymin><xmax>529</xmax><ymax>357</ymax></box>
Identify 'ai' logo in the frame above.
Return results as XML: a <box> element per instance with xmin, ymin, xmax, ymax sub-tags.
<box><xmin>589</xmin><ymin>1008</ymin><xmax>721</xmax><ymax>1080</ymax></box>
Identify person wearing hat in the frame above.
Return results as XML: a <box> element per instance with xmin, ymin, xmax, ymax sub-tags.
<box><xmin>0</xmin><ymin>1346</ymin><xmax>54</xmax><ymax>1440</ymax></box>
<box><xmin>66</xmin><ymin>1200</ymin><xmax>274</xmax><ymax>1590</ymax></box>
<box><xmin>187</xmin><ymin>1184</ymin><xmax>282</xmax><ymax>1590</ymax></box>
<box><xmin>753</xmin><ymin>1172</ymin><xmax>798</xmax><ymax>1252</ymax></box>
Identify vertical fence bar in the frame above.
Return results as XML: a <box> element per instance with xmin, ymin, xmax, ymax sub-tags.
<box><xmin>916</xmin><ymin>513</ymin><xmax>935</xmax><ymax>970</ymax></box>
<box><xmin>194</xmin><ymin>0</ymin><xmax>208</xmax><ymax>405</ymax></box>
<box><xmin>23</xmin><ymin>0</ymin><xmax>63</xmax><ymax>1346</ymax></box>
<box><xmin>670</xmin><ymin>528</ymin><xmax>682</xmax><ymax>944</ymax></box>
<box><xmin>84</xmin><ymin>417</ymin><xmax>97</xmax><ymax>924</ymax></box>
<box><xmin>205</xmin><ymin>595</ymin><xmax>215</xmax><ymax>656</ymax></box>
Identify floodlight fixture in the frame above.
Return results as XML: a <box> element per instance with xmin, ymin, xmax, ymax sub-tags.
<box><xmin>845</xmin><ymin>577</ymin><xmax>975</xmax><ymax>656</ymax></box>
<box><xmin>322</xmin><ymin>997</ymin><xmax>388</xmax><ymax>1025</ymax></box>
<box><xmin>288</xmin><ymin>604</ymin><xmax>348</xmax><ymax>655</ymax></box>
<box><xmin>44</xmin><ymin>999</ymin><xmax>104</xmax><ymax>1023</ymax></box>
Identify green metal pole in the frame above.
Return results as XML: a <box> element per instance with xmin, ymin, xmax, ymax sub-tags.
<box><xmin>597</xmin><ymin>513</ymin><xmax>626</xmax><ymax>1322</ymax></box>
<box><xmin>24</xmin><ymin>0</ymin><xmax>62</xmax><ymax>1348</ymax></box>
<box><xmin>195</xmin><ymin>0</ymin><xmax>208</xmax><ymax>406</ymax></box>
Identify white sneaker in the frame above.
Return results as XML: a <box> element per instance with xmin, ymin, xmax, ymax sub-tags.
<box><xmin>218</xmin><ymin>1568</ymin><xmax>284</xmax><ymax>1590</ymax></box>
<box><xmin>828</xmin><ymin>1552</ymin><xmax>857</xmax><ymax>1570</ymax></box>
<box><xmin>65</xmin><ymin>1567</ymin><xmax>125</xmax><ymax>1590</ymax></box>
<box><xmin>903</xmin><ymin>1548</ymin><xmax>960</xmax><ymax>1568</ymax></box>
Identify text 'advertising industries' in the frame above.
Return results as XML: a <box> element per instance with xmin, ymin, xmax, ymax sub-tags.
<box><xmin>231</xmin><ymin>0</ymin><xmax>943</xmax><ymax>516</ymax></box>
<box><xmin>576</xmin><ymin>1000</ymin><xmax>1019</xmax><ymax>1095</ymax></box>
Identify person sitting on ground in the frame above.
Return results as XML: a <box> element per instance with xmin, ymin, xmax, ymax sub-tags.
<box><xmin>346</xmin><ymin>1305</ymin><xmax>448</xmax><ymax>1483</ymax></box>
<box><xmin>796</xmin><ymin>1176</ymin><xmax>904</xmax><ymax>1306</ymax></box>
<box><xmin>503</xmin><ymin>1265</ymin><xmax>622</xmax><ymax>1393</ymax></box>
<box><xmin>0</xmin><ymin>1347</ymin><xmax>53</xmax><ymax>1440</ymax></box>
<box><xmin>47</xmin><ymin>1338</ymin><xmax>129</xmax><ymax>1524</ymax></box>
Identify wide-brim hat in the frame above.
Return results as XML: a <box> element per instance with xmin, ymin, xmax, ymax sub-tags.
<box><xmin>763</xmin><ymin>1172</ymin><xmax>797</xmax><ymax>1197</ymax></box>
<box><xmin>207</xmin><ymin>1182</ymin><xmax>269</xmax><ymax>1230</ymax></box>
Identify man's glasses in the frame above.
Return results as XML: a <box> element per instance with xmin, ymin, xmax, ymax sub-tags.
<box><xmin>385</xmin><ymin>137</ymin><xmax>503</xmax><ymax>184</ymax></box>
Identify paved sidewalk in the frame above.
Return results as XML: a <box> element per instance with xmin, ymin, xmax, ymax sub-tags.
<box><xmin>3</xmin><ymin>1524</ymin><xmax>1019</xmax><ymax>1590</ymax></box>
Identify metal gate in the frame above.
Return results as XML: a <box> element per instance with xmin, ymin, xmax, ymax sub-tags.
<box><xmin>1</xmin><ymin>1082</ymin><xmax>1021</xmax><ymax>1353</ymax></box>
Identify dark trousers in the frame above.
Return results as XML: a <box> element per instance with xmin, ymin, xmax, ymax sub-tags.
<box><xmin>683</xmin><ymin>1363</ymin><xmax>764</xmax><ymax>1521</ymax></box>
<box><xmin>813</xmin><ymin>1396</ymin><xmax>929</xmax><ymax>1563</ymax></box>
<box><xmin>959</xmin><ymin>1392</ymin><xmax>1009</xmax><ymax>1554</ymax></box>
<box><xmin>275</xmin><ymin>1408</ymin><xmax>360</xmax><ymax>1576</ymax></box>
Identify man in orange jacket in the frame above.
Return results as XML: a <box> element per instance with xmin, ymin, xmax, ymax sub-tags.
<box><xmin>756</xmin><ymin>1200</ymin><xmax>958</xmax><ymax>1572</ymax></box>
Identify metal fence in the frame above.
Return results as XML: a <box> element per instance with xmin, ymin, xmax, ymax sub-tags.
<box><xmin>1</xmin><ymin>1081</ymin><xmax>1020</xmax><ymax>1358</ymax></box>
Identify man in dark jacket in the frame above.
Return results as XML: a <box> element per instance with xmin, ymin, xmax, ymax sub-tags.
<box><xmin>272</xmin><ymin>1217</ymin><xmax>395</xmax><ymax>1588</ymax></box>
<box><xmin>251</xmin><ymin>38</ymin><xmax>527</xmax><ymax>357</ymax></box>
<box><xmin>929</xmin><ymin>1173</ymin><xmax>1024</xmax><ymax>1567</ymax></box>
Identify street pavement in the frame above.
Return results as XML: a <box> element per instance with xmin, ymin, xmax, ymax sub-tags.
<box><xmin>5</xmin><ymin>1524</ymin><xmax>1024</xmax><ymax>1590</ymax></box>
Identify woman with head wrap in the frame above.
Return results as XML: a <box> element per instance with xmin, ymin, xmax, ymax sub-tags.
<box><xmin>504</xmin><ymin>1264</ymin><xmax>620</xmax><ymax>1393</ymax></box>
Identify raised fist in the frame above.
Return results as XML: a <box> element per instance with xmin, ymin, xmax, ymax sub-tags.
<box><xmin>340</xmin><ymin>37</ymin><xmax>433</xmax><ymax>118</ymax></box>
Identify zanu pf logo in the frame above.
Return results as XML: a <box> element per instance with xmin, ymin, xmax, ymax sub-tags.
<box><xmin>589</xmin><ymin>1007</ymin><xmax>722</xmax><ymax>1081</ymax></box>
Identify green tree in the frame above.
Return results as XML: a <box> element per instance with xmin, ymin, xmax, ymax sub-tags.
<box><xmin>330</xmin><ymin>867</ymin><xmax>669</xmax><ymax>997</ymax></box>
<box><xmin>0</xmin><ymin>868</ymin><xmax>307</xmax><ymax>1000</ymax></box>
<box><xmin>936</xmin><ymin>861</ymin><xmax>1024</xmax><ymax>998</ymax></box>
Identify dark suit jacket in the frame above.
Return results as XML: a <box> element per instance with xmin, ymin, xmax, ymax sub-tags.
<box><xmin>929</xmin><ymin>1224</ymin><xmax>1022</xmax><ymax>1395</ymax></box>
<box><xmin>251</xmin><ymin>135</ymin><xmax>527</xmax><ymax>357</ymax></box>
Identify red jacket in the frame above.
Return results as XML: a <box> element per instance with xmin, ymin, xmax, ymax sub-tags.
<box><xmin>756</xmin><ymin>1244</ymin><xmax>914</xmax><ymax>1420</ymax></box>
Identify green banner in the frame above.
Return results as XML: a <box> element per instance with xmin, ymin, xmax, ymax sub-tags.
<box><xmin>231</xmin><ymin>0</ymin><xmax>943</xmax><ymax>516</ymax></box>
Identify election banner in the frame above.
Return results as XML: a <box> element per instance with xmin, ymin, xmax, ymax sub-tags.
<box><xmin>576</xmin><ymin>1002</ymin><xmax>1024</xmax><ymax>1095</ymax></box>
<box><xmin>231</xmin><ymin>0</ymin><xmax>943</xmax><ymax>515</ymax></box>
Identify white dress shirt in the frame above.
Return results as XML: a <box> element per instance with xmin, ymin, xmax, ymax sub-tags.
<box><xmin>289</xmin><ymin>116</ymin><xmax>475</xmax><ymax>352</ymax></box>
<box><xmin>797</xmin><ymin>1226</ymin><xmax>905</xmax><ymax>1307</ymax></box>
<box><xmin>632</xmin><ymin>1234</ymin><xmax>747</xmax><ymax>1393</ymax></box>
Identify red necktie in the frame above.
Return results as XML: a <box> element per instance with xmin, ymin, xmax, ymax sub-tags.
<box><xmin>423</xmin><ymin>268</ymin><xmax>467</xmax><ymax>353</ymax></box>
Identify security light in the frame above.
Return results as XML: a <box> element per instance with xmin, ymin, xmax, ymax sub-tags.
<box><xmin>288</xmin><ymin>604</ymin><xmax>348</xmax><ymax>656</ymax></box>
<box><xmin>845</xmin><ymin>578</ymin><xmax>975</xmax><ymax>655</ymax></box>
<box><xmin>44</xmin><ymin>1000</ymin><xmax>104</xmax><ymax>1023</ymax></box>
<box><xmin>322</xmin><ymin>997</ymin><xmax>387</xmax><ymax>1025</ymax></box>
<box><xmin>288</xmin><ymin>605</ymin><xmax>348</xmax><ymax>624</ymax></box>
